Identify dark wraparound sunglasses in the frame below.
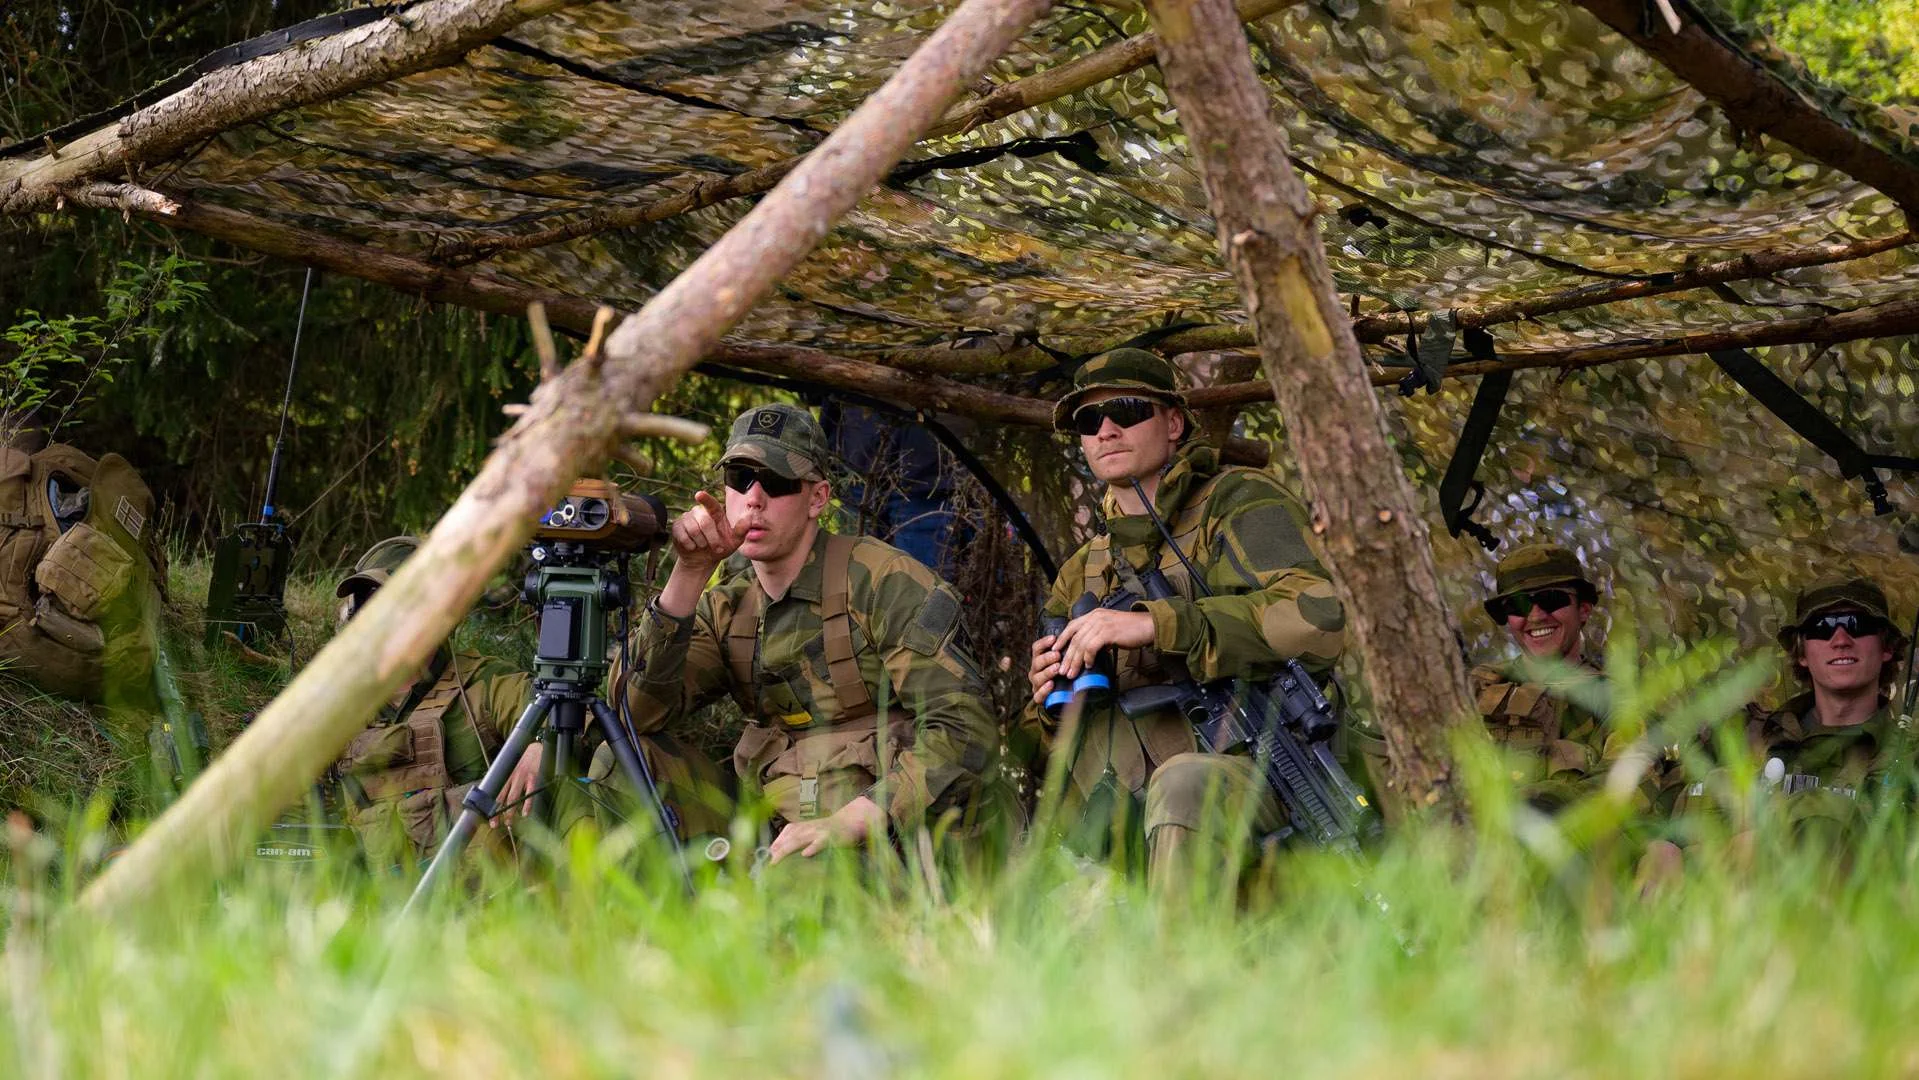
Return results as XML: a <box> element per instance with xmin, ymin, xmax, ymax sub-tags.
<box><xmin>722</xmin><ymin>463</ymin><xmax>806</xmax><ymax>498</ymax></box>
<box><xmin>1798</xmin><ymin>611</ymin><xmax>1889</xmax><ymax>641</ymax></box>
<box><xmin>1486</xmin><ymin>587</ymin><xmax>1580</xmax><ymax>622</ymax></box>
<box><xmin>1072</xmin><ymin>396</ymin><xmax>1160</xmax><ymax>437</ymax></box>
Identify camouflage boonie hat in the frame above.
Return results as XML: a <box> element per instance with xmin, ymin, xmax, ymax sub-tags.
<box><xmin>722</xmin><ymin>404</ymin><xmax>830</xmax><ymax>481</ymax></box>
<box><xmin>1777</xmin><ymin>576</ymin><xmax>1892</xmax><ymax>647</ymax></box>
<box><xmin>336</xmin><ymin>536</ymin><xmax>420</xmax><ymax>598</ymax></box>
<box><xmin>1483</xmin><ymin>542</ymin><xmax>1591</xmax><ymax>619</ymax></box>
<box><xmin>1051</xmin><ymin>348</ymin><xmax>1188</xmax><ymax>432</ymax></box>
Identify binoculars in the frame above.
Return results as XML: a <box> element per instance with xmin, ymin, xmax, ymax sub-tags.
<box><xmin>1041</xmin><ymin>591</ymin><xmax>1115</xmax><ymax>718</ymax></box>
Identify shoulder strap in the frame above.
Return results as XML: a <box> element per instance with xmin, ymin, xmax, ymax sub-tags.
<box><xmin>726</xmin><ymin>586</ymin><xmax>761</xmax><ymax>712</ymax></box>
<box><xmin>821</xmin><ymin>534</ymin><xmax>876</xmax><ymax>723</ymax></box>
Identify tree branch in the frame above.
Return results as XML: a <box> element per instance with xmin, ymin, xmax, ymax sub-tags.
<box><xmin>0</xmin><ymin>0</ymin><xmax>590</xmax><ymax>214</ymax></box>
<box><xmin>1150</xmin><ymin>229</ymin><xmax>1917</xmax><ymax>354</ymax></box>
<box><xmin>1145</xmin><ymin>0</ymin><xmax>1478</xmax><ymax>819</ymax></box>
<box><xmin>1568</xmin><ymin>0</ymin><xmax>1919</xmax><ymax>224</ymax></box>
<box><xmin>77</xmin><ymin>0</ymin><xmax>1057</xmax><ymax>917</ymax></box>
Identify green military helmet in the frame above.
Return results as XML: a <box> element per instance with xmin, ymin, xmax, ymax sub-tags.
<box><xmin>1051</xmin><ymin>347</ymin><xmax>1188</xmax><ymax>432</ymax></box>
<box><xmin>1482</xmin><ymin>542</ymin><xmax>1595</xmax><ymax>620</ymax></box>
<box><xmin>1776</xmin><ymin>576</ymin><xmax>1893</xmax><ymax>648</ymax></box>
<box><xmin>722</xmin><ymin>403</ymin><xmax>831</xmax><ymax>481</ymax></box>
<box><xmin>336</xmin><ymin>535</ymin><xmax>421</xmax><ymax>599</ymax></box>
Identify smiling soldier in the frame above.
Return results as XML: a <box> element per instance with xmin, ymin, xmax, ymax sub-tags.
<box><xmin>1472</xmin><ymin>542</ymin><xmax>1615</xmax><ymax>813</ymax></box>
<box><xmin>1748</xmin><ymin>577</ymin><xmax>1915</xmax><ymax>838</ymax></box>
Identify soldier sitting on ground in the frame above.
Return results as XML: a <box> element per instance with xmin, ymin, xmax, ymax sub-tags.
<box><xmin>566</xmin><ymin>404</ymin><xmax>998</xmax><ymax>865</ymax></box>
<box><xmin>1747</xmin><ymin>576</ymin><xmax>1914</xmax><ymax>843</ymax></box>
<box><xmin>1472</xmin><ymin>542</ymin><xmax>1615</xmax><ymax>813</ymax></box>
<box><xmin>1023</xmin><ymin>349</ymin><xmax>1347</xmax><ymax>888</ymax></box>
<box><xmin>329</xmin><ymin>537</ymin><xmax>529</xmax><ymax>870</ymax></box>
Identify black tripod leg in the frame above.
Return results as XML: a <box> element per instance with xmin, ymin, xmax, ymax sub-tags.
<box><xmin>589</xmin><ymin>699</ymin><xmax>694</xmax><ymax>894</ymax></box>
<box><xmin>405</xmin><ymin>692</ymin><xmax>556</xmax><ymax>914</ymax></box>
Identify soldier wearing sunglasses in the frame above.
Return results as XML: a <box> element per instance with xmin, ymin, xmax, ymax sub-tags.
<box><xmin>1748</xmin><ymin>578</ymin><xmax>1914</xmax><ymax>822</ymax></box>
<box><xmin>605</xmin><ymin>404</ymin><xmax>997</xmax><ymax>866</ymax></box>
<box><xmin>1023</xmin><ymin>349</ymin><xmax>1346</xmax><ymax>887</ymax></box>
<box><xmin>1471</xmin><ymin>542</ymin><xmax>1614</xmax><ymax>812</ymax></box>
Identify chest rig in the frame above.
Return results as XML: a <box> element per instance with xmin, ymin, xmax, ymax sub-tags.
<box><xmin>341</xmin><ymin>654</ymin><xmax>476</xmax><ymax>801</ymax></box>
<box><xmin>722</xmin><ymin>533</ymin><xmax>877</xmax><ymax>730</ymax></box>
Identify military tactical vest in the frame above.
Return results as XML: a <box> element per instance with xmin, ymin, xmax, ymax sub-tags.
<box><xmin>0</xmin><ymin>443</ymin><xmax>164</xmax><ymax>701</ymax></box>
<box><xmin>338</xmin><ymin>655</ymin><xmax>497</xmax><ymax>802</ymax></box>
<box><xmin>723</xmin><ymin>532</ymin><xmax>877</xmax><ymax>730</ymax></box>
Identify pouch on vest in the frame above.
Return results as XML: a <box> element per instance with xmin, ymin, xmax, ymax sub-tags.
<box><xmin>1065</xmin><ymin>765</ymin><xmax>1145</xmax><ymax>868</ymax></box>
<box><xmin>340</xmin><ymin>724</ymin><xmax>416</xmax><ymax>775</ymax></box>
<box><xmin>35</xmin><ymin>521</ymin><xmax>135</xmax><ymax>622</ymax></box>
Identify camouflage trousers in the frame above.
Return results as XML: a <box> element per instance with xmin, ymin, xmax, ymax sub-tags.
<box><xmin>345</xmin><ymin>782</ymin><xmax>513</xmax><ymax>873</ymax></box>
<box><xmin>1067</xmin><ymin>751</ymin><xmax>1283</xmax><ymax>887</ymax></box>
<box><xmin>562</xmin><ymin>732</ymin><xmax>736</xmax><ymax>846</ymax></box>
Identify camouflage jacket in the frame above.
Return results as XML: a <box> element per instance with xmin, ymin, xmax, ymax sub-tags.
<box><xmin>625</xmin><ymin>529</ymin><xmax>996</xmax><ymax>829</ymax></box>
<box><xmin>1749</xmin><ymin>693</ymin><xmax>1914</xmax><ymax>804</ymax></box>
<box><xmin>1470</xmin><ymin>659</ymin><xmax>1616</xmax><ymax>812</ymax></box>
<box><xmin>1028</xmin><ymin>445</ymin><xmax>1346</xmax><ymax>797</ymax></box>
<box><xmin>335</xmin><ymin>649</ymin><xmax>527</xmax><ymax>801</ymax></box>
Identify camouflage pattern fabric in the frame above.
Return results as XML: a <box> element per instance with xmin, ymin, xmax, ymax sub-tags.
<box><xmin>624</xmin><ymin>529</ymin><xmax>997</xmax><ymax>830</ymax></box>
<box><xmin>1469</xmin><ymin>660</ymin><xmax>1615</xmax><ymax>812</ymax></box>
<box><xmin>721</xmin><ymin>403</ymin><xmax>833</xmax><ymax>480</ymax></box>
<box><xmin>1026</xmin><ymin>444</ymin><xmax>1346</xmax><ymax>826</ymax></box>
<box><xmin>1746</xmin><ymin>693</ymin><xmax>1917</xmax><ymax>841</ymax></box>
<box><xmin>1052</xmin><ymin>347</ymin><xmax>1188</xmax><ymax>431</ymax></box>
<box><xmin>336</xmin><ymin>649</ymin><xmax>528</xmax><ymax>869</ymax></box>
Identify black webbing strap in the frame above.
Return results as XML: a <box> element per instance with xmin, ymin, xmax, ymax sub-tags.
<box><xmin>1709</xmin><ymin>348</ymin><xmax>1919</xmax><ymax>515</ymax></box>
<box><xmin>1436</xmin><ymin>369</ymin><xmax>1512</xmax><ymax>550</ymax></box>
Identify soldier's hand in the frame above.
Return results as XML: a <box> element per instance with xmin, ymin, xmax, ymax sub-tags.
<box><xmin>767</xmin><ymin>795</ymin><xmax>886</xmax><ymax>864</ymax></box>
<box><xmin>1029</xmin><ymin>633</ymin><xmax>1062</xmax><ymax>708</ymax></box>
<box><xmin>670</xmin><ymin>490</ymin><xmax>745</xmax><ymax>574</ymax></box>
<box><xmin>1054</xmin><ymin>609</ymin><xmax>1156</xmax><ymax>678</ymax></box>
<box><xmin>493</xmin><ymin>743</ymin><xmax>543</xmax><ymax>827</ymax></box>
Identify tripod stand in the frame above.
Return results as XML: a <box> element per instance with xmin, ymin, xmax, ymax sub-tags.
<box><xmin>407</xmin><ymin>543</ymin><xmax>691</xmax><ymax>911</ymax></box>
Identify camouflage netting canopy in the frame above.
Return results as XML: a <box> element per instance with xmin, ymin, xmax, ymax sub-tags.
<box><xmin>8</xmin><ymin>0</ymin><xmax>1919</xmax><ymax>672</ymax></box>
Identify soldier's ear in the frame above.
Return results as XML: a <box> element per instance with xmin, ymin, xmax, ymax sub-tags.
<box><xmin>1165</xmin><ymin>407</ymin><xmax>1185</xmax><ymax>443</ymax></box>
<box><xmin>807</xmin><ymin>478</ymin><xmax>831</xmax><ymax>519</ymax></box>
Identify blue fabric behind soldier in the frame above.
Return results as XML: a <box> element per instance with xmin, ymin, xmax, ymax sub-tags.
<box><xmin>821</xmin><ymin>401</ymin><xmax>967</xmax><ymax>576</ymax></box>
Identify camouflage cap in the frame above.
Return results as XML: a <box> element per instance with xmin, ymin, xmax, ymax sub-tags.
<box><xmin>1483</xmin><ymin>542</ymin><xmax>1591</xmax><ymax>617</ymax></box>
<box><xmin>721</xmin><ymin>404</ymin><xmax>830</xmax><ymax>481</ymax></box>
<box><xmin>1777</xmin><ymin>576</ymin><xmax>1892</xmax><ymax>647</ymax></box>
<box><xmin>335</xmin><ymin>535</ymin><xmax>420</xmax><ymax>598</ymax></box>
<box><xmin>1051</xmin><ymin>348</ymin><xmax>1188</xmax><ymax>432</ymax></box>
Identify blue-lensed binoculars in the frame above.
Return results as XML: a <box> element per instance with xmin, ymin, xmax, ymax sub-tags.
<box><xmin>1042</xmin><ymin>591</ymin><xmax>1114</xmax><ymax>718</ymax></box>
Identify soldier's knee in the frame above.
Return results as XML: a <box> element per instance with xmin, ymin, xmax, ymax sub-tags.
<box><xmin>1144</xmin><ymin>753</ymin><xmax>1235</xmax><ymax>833</ymax></box>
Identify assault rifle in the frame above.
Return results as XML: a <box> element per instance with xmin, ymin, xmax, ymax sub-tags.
<box><xmin>1110</xmin><ymin>567</ymin><xmax>1379</xmax><ymax>853</ymax></box>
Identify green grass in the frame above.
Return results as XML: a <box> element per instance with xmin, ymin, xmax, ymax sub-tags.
<box><xmin>5</xmin><ymin>808</ymin><xmax>1919</xmax><ymax>1078</ymax></box>
<box><xmin>6</xmin><ymin>575</ymin><xmax>1919</xmax><ymax>1076</ymax></box>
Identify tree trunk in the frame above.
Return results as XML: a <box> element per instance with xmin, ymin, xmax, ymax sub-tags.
<box><xmin>1144</xmin><ymin>0</ymin><xmax>1476</xmax><ymax>817</ymax></box>
<box><xmin>0</xmin><ymin>0</ymin><xmax>589</xmax><ymax>213</ymax></box>
<box><xmin>77</xmin><ymin>0</ymin><xmax>1055</xmax><ymax>917</ymax></box>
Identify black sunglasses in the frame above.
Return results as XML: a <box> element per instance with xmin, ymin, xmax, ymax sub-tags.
<box><xmin>1487</xmin><ymin>587</ymin><xmax>1580</xmax><ymax>622</ymax></box>
<box><xmin>722</xmin><ymin>463</ymin><xmax>805</xmax><ymax>498</ymax></box>
<box><xmin>1798</xmin><ymin>611</ymin><xmax>1888</xmax><ymax>641</ymax></box>
<box><xmin>1072</xmin><ymin>396</ymin><xmax>1160</xmax><ymax>437</ymax></box>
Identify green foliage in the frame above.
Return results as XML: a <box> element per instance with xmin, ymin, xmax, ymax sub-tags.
<box><xmin>1</xmin><ymin>253</ymin><xmax>206</xmax><ymax>446</ymax></box>
<box><xmin>1718</xmin><ymin>0</ymin><xmax>1919</xmax><ymax>104</ymax></box>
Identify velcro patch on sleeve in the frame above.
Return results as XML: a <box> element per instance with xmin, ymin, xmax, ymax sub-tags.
<box><xmin>902</xmin><ymin>586</ymin><xmax>961</xmax><ymax>655</ymax></box>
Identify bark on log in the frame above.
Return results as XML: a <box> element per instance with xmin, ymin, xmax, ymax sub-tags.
<box><xmin>1179</xmin><ymin>293</ymin><xmax>1919</xmax><ymax>408</ymax></box>
<box><xmin>1149</xmin><ymin>229</ymin><xmax>1917</xmax><ymax>354</ymax></box>
<box><xmin>77</xmin><ymin>0</ymin><xmax>1056</xmax><ymax>916</ymax></box>
<box><xmin>433</xmin><ymin>0</ymin><xmax>1301</xmax><ymax>265</ymax></box>
<box><xmin>0</xmin><ymin>0</ymin><xmax>587</xmax><ymax>214</ymax></box>
<box><xmin>1569</xmin><ymin>0</ymin><xmax>1919</xmax><ymax>224</ymax></box>
<box><xmin>1145</xmin><ymin>0</ymin><xmax>1477</xmax><ymax>817</ymax></box>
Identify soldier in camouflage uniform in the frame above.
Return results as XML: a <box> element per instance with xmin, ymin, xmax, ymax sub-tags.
<box><xmin>1024</xmin><ymin>349</ymin><xmax>1346</xmax><ymax>887</ymax></box>
<box><xmin>618</xmin><ymin>404</ymin><xmax>998</xmax><ymax>864</ymax></box>
<box><xmin>330</xmin><ymin>537</ymin><xmax>530</xmax><ymax>870</ymax></box>
<box><xmin>1471</xmin><ymin>542</ymin><xmax>1616</xmax><ymax>813</ymax></box>
<box><xmin>1747</xmin><ymin>577</ymin><xmax>1914</xmax><ymax>841</ymax></box>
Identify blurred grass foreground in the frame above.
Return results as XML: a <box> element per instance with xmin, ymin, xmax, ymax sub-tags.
<box><xmin>4</xmin><ymin>573</ymin><xmax>1919</xmax><ymax>1078</ymax></box>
